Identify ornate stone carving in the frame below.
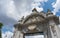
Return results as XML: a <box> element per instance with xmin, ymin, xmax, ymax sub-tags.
<box><xmin>13</xmin><ymin>8</ymin><xmax>59</xmax><ymax>38</ymax></box>
<box><xmin>28</xmin><ymin>25</ymin><xmax>36</xmax><ymax>30</ymax></box>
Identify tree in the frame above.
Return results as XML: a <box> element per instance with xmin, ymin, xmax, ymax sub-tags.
<box><xmin>0</xmin><ymin>23</ymin><xmax>3</xmax><ymax>38</ymax></box>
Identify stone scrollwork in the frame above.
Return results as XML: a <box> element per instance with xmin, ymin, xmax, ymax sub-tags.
<box><xmin>28</xmin><ymin>25</ymin><xmax>37</xmax><ymax>30</ymax></box>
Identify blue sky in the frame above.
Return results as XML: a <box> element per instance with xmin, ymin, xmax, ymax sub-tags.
<box><xmin>0</xmin><ymin>0</ymin><xmax>60</xmax><ymax>38</ymax></box>
<box><xmin>43</xmin><ymin>0</ymin><xmax>56</xmax><ymax>12</ymax></box>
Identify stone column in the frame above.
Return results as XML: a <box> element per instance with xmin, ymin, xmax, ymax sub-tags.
<box><xmin>16</xmin><ymin>31</ymin><xmax>23</xmax><ymax>38</ymax></box>
<box><xmin>54</xmin><ymin>25</ymin><xmax>60</xmax><ymax>38</ymax></box>
<box><xmin>49</xmin><ymin>25</ymin><xmax>55</xmax><ymax>38</ymax></box>
<box><xmin>12</xmin><ymin>28</ymin><xmax>24</xmax><ymax>38</ymax></box>
<box><xmin>49</xmin><ymin>24</ymin><xmax>59</xmax><ymax>38</ymax></box>
<box><xmin>47</xmin><ymin>25</ymin><xmax>52</xmax><ymax>38</ymax></box>
<box><xmin>12</xmin><ymin>28</ymin><xmax>17</xmax><ymax>38</ymax></box>
<box><xmin>48</xmin><ymin>20</ymin><xmax>58</xmax><ymax>38</ymax></box>
<box><xmin>13</xmin><ymin>31</ymin><xmax>24</xmax><ymax>38</ymax></box>
<box><xmin>44</xmin><ymin>31</ymin><xmax>47</xmax><ymax>38</ymax></box>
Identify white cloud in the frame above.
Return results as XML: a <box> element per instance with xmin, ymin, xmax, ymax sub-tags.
<box><xmin>32</xmin><ymin>0</ymin><xmax>48</xmax><ymax>12</ymax></box>
<box><xmin>52</xmin><ymin>0</ymin><xmax>60</xmax><ymax>15</ymax></box>
<box><xmin>14</xmin><ymin>0</ymin><xmax>48</xmax><ymax>18</ymax></box>
<box><xmin>0</xmin><ymin>0</ymin><xmax>48</xmax><ymax>21</ymax></box>
<box><xmin>4</xmin><ymin>0</ymin><xmax>20</xmax><ymax>21</ymax></box>
<box><xmin>14</xmin><ymin>0</ymin><xmax>33</xmax><ymax>18</ymax></box>
<box><xmin>36</xmin><ymin>7</ymin><xmax>43</xmax><ymax>12</ymax></box>
<box><xmin>34</xmin><ymin>0</ymin><xmax>48</xmax><ymax>2</ymax></box>
<box><xmin>2</xmin><ymin>31</ymin><xmax>13</xmax><ymax>38</ymax></box>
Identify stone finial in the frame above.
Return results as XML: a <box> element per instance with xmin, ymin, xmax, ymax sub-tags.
<box><xmin>18</xmin><ymin>16</ymin><xmax>24</xmax><ymax>22</ymax></box>
<box><xmin>32</xmin><ymin>8</ymin><xmax>37</xmax><ymax>12</ymax></box>
<box><xmin>47</xmin><ymin>9</ymin><xmax>51</xmax><ymax>13</ymax></box>
<box><xmin>21</xmin><ymin>16</ymin><xmax>24</xmax><ymax>20</ymax></box>
<box><xmin>46</xmin><ymin>9</ymin><xmax>53</xmax><ymax>16</ymax></box>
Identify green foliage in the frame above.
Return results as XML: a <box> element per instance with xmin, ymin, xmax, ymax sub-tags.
<box><xmin>0</xmin><ymin>23</ymin><xmax>3</xmax><ymax>29</ymax></box>
<box><xmin>0</xmin><ymin>23</ymin><xmax>3</xmax><ymax>38</ymax></box>
<box><xmin>0</xmin><ymin>30</ymin><xmax>1</xmax><ymax>38</ymax></box>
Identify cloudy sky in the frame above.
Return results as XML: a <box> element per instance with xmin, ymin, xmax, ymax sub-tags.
<box><xmin>0</xmin><ymin>0</ymin><xmax>60</xmax><ymax>38</ymax></box>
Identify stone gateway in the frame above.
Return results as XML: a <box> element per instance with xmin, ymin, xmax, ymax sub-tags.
<box><xmin>12</xmin><ymin>8</ymin><xmax>60</xmax><ymax>38</ymax></box>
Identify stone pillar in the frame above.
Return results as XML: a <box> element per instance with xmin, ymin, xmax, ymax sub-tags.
<box><xmin>44</xmin><ymin>31</ymin><xmax>47</xmax><ymax>38</ymax></box>
<box><xmin>48</xmin><ymin>20</ymin><xmax>59</xmax><ymax>38</ymax></box>
<box><xmin>19</xmin><ymin>32</ymin><xmax>23</xmax><ymax>38</ymax></box>
<box><xmin>49</xmin><ymin>24</ymin><xmax>59</xmax><ymax>38</ymax></box>
<box><xmin>49</xmin><ymin>25</ymin><xmax>55</xmax><ymax>38</ymax></box>
<box><xmin>54</xmin><ymin>25</ymin><xmax>60</xmax><ymax>38</ymax></box>
<box><xmin>12</xmin><ymin>28</ymin><xmax>24</xmax><ymax>38</ymax></box>
<box><xmin>13</xmin><ymin>31</ymin><xmax>24</xmax><ymax>38</ymax></box>
<box><xmin>12</xmin><ymin>28</ymin><xmax>17</xmax><ymax>38</ymax></box>
<box><xmin>47</xmin><ymin>26</ymin><xmax>52</xmax><ymax>38</ymax></box>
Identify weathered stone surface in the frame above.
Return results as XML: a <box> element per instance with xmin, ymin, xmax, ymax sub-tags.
<box><xmin>12</xmin><ymin>8</ymin><xmax>60</xmax><ymax>38</ymax></box>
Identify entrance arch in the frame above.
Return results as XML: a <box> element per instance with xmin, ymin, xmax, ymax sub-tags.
<box><xmin>13</xmin><ymin>8</ymin><xmax>59</xmax><ymax>38</ymax></box>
